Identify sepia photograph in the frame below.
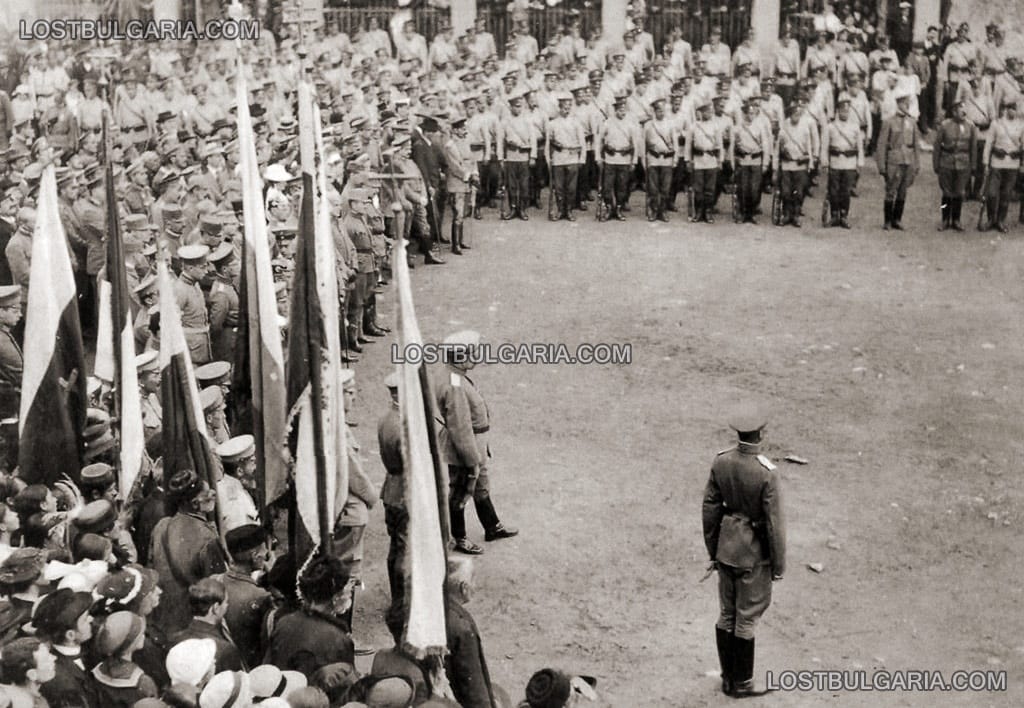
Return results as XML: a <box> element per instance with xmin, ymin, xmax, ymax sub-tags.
<box><xmin>0</xmin><ymin>0</ymin><xmax>1019</xmax><ymax>704</ymax></box>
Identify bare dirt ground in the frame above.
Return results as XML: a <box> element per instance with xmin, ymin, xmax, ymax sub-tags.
<box><xmin>348</xmin><ymin>167</ymin><xmax>1024</xmax><ymax>707</ymax></box>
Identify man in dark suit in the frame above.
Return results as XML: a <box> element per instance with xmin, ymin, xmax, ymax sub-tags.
<box><xmin>412</xmin><ymin>116</ymin><xmax>448</xmax><ymax>255</ymax></box>
<box><xmin>34</xmin><ymin>589</ymin><xmax>101</xmax><ymax>708</ymax></box>
<box><xmin>148</xmin><ymin>469</ymin><xmax>228</xmax><ymax>633</ymax></box>
<box><xmin>169</xmin><ymin>577</ymin><xmax>245</xmax><ymax>672</ymax></box>
<box><xmin>214</xmin><ymin>524</ymin><xmax>276</xmax><ymax>670</ymax></box>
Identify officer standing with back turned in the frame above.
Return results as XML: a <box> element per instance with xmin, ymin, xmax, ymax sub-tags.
<box><xmin>702</xmin><ymin>408</ymin><xmax>786</xmax><ymax>698</ymax></box>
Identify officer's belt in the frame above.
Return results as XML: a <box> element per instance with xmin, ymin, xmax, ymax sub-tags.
<box><xmin>647</xmin><ymin>149</ymin><xmax>674</xmax><ymax>158</ymax></box>
<box><xmin>776</xmin><ymin>72</ymin><xmax>797</xmax><ymax>78</ymax></box>
<box><xmin>991</xmin><ymin>148</ymin><xmax>1021</xmax><ymax>159</ymax></box>
<box><xmin>473</xmin><ymin>425</ymin><xmax>489</xmax><ymax>434</ymax></box>
<box><xmin>356</xmin><ymin>248</ymin><xmax>374</xmax><ymax>254</ymax></box>
<box><xmin>830</xmin><ymin>149</ymin><xmax>858</xmax><ymax>157</ymax></box>
<box><xmin>692</xmin><ymin>148</ymin><xmax>715</xmax><ymax>156</ymax></box>
<box><xmin>983</xmin><ymin>68</ymin><xmax>1005</xmax><ymax>75</ymax></box>
<box><xmin>974</xmin><ymin>123</ymin><xmax>990</xmax><ymax>132</ymax></box>
<box><xmin>783</xmin><ymin>158</ymin><xmax>809</xmax><ymax>166</ymax></box>
<box><xmin>552</xmin><ymin>144</ymin><xmax>580</xmax><ymax>152</ymax></box>
<box><xmin>735</xmin><ymin>149</ymin><xmax>762</xmax><ymax>158</ymax></box>
<box><xmin>941</xmin><ymin>147</ymin><xmax>970</xmax><ymax>155</ymax></box>
<box><xmin>470</xmin><ymin>143</ymin><xmax>485</xmax><ymax>150</ymax></box>
<box><xmin>504</xmin><ymin>143</ymin><xmax>530</xmax><ymax>153</ymax></box>
<box><xmin>603</xmin><ymin>147</ymin><xmax>631</xmax><ymax>155</ymax></box>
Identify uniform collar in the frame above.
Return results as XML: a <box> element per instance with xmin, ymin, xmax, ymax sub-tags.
<box><xmin>737</xmin><ymin>440</ymin><xmax>762</xmax><ymax>454</ymax></box>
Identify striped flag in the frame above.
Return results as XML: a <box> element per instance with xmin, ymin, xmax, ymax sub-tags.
<box><xmin>101</xmin><ymin>157</ymin><xmax>144</xmax><ymax>496</ymax></box>
<box><xmin>392</xmin><ymin>235</ymin><xmax>449</xmax><ymax>658</ymax></box>
<box><xmin>286</xmin><ymin>79</ymin><xmax>347</xmax><ymax>551</ymax></box>
<box><xmin>157</xmin><ymin>260</ymin><xmax>220</xmax><ymax>520</ymax></box>
<box><xmin>233</xmin><ymin>66</ymin><xmax>289</xmax><ymax>512</ymax></box>
<box><xmin>18</xmin><ymin>163</ymin><xmax>87</xmax><ymax>485</ymax></box>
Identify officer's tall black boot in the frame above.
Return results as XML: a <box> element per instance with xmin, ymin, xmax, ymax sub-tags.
<box><xmin>938</xmin><ymin>198</ymin><xmax>949</xmax><ymax>231</ymax></box>
<box><xmin>716</xmin><ymin>626</ymin><xmax>734</xmax><ymax>696</ymax></box>
<box><xmin>478</xmin><ymin>497</ymin><xmax>518</xmax><ymax>541</ymax></box>
<box><xmin>952</xmin><ymin>198</ymin><xmax>965</xmax><ymax>231</ymax></box>
<box><xmin>882</xmin><ymin>200</ymin><xmax>893</xmax><ymax>230</ymax></box>
<box><xmin>450</xmin><ymin>499</ymin><xmax>481</xmax><ymax>555</ymax></box>
<box><xmin>451</xmin><ymin>221</ymin><xmax>462</xmax><ymax>255</ymax></box>
<box><xmin>892</xmin><ymin>200</ymin><xmax>905</xmax><ymax>230</ymax></box>
<box><xmin>347</xmin><ymin>323</ymin><xmax>363</xmax><ymax>353</ymax></box>
<box><xmin>731</xmin><ymin>636</ymin><xmax>770</xmax><ymax>697</ymax></box>
<box><xmin>996</xmin><ymin>200</ymin><xmax>1009</xmax><ymax>232</ymax></box>
<box><xmin>459</xmin><ymin>223</ymin><xmax>470</xmax><ymax>250</ymax></box>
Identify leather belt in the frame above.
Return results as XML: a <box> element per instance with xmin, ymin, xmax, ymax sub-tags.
<box><xmin>123</xmin><ymin>124</ymin><xmax>147</xmax><ymax>132</ymax></box>
<box><xmin>692</xmin><ymin>148</ymin><xmax>714</xmax><ymax>156</ymax></box>
<box><xmin>603</xmin><ymin>147</ymin><xmax>631</xmax><ymax>155</ymax></box>
<box><xmin>735</xmin><ymin>149</ymin><xmax>762</xmax><ymax>158</ymax></box>
<box><xmin>470</xmin><ymin>143</ymin><xmax>485</xmax><ymax>150</ymax></box>
<box><xmin>777</xmin><ymin>72</ymin><xmax>796</xmax><ymax>78</ymax></box>
<box><xmin>647</xmin><ymin>149</ymin><xmax>674</xmax><ymax>158</ymax></box>
<box><xmin>552</xmin><ymin>144</ymin><xmax>580</xmax><ymax>152</ymax></box>
<box><xmin>505</xmin><ymin>143</ymin><xmax>530</xmax><ymax>153</ymax></box>
<box><xmin>829</xmin><ymin>149</ymin><xmax>857</xmax><ymax>157</ymax></box>
<box><xmin>473</xmin><ymin>425</ymin><xmax>489</xmax><ymax>434</ymax></box>
<box><xmin>784</xmin><ymin>158</ymin><xmax>809</xmax><ymax>166</ymax></box>
<box><xmin>356</xmin><ymin>248</ymin><xmax>374</xmax><ymax>254</ymax></box>
<box><xmin>975</xmin><ymin>123</ymin><xmax>990</xmax><ymax>132</ymax></box>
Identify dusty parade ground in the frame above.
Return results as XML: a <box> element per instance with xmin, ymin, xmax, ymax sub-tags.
<box><xmin>349</xmin><ymin>169</ymin><xmax>1024</xmax><ymax>706</ymax></box>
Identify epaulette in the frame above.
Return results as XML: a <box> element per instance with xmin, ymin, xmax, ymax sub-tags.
<box><xmin>757</xmin><ymin>454</ymin><xmax>777</xmax><ymax>470</ymax></box>
<box><xmin>716</xmin><ymin>446</ymin><xmax>735</xmax><ymax>456</ymax></box>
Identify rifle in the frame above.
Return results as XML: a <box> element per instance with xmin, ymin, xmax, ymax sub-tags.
<box><xmin>730</xmin><ymin>173</ymin><xmax>740</xmax><ymax>223</ymax></box>
<box><xmin>498</xmin><ymin>161</ymin><xmax>512</xmax><ymax>219</ymax></box>
<box><xmin>687</xmin><ymin>184</ymin><xmax>695</xmax><ymax>221</ymax></box>
<box><xmin>820</xmin><ymin>166</ymin><xmax>830</xmax><ymax>226</ymax></box>
<box><xmin>976</xmin><ymin>167</ymin><xmax>990</xmax><ymax>230</ymax></box>
<box><xmin>771</xmin><ymin>170</ymin><xmax>783</xmax><ymax>225</ymax></box>
<box><xmin>595</xmin><ymin>161</ymin><xmax>606</xmax><ymax>221</ymax></box>
<box><xmin>547</xmin><ymin>161</ymin><xmax>556</xmax><ymax>220</ymax></box>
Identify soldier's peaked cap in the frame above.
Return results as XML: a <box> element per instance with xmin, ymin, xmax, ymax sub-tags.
<box><xmin>728</xmin><ymin>405</ymin><xmax>768</xmax><ymax>433</ymax></box>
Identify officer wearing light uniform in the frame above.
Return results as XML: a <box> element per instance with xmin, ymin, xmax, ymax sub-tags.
<box><xmin>957</xmin><ymin>78</ymin><xmax>995</xmax><ymax>199</ymax></box>
<box><xmin>596</xmin><ymin>95</ymin><xmax>639</xmax><ymax>221</ymax></box>
<box><xmin>771</xmin><ymin>25</ymin><xmax>801</xmax><ymax>108</ymax></box>
<box><xmin>497</xmin><ymin>92</ymin><xmax>536</xmax><ymax>221</ymax></box>
<box><xmin>703</xmin><ymin>408</ymin><xmax>785</xmax><ymax>698</ymax></box>
<box><xmin>215</xmin><ymin>435</ymin><xmax>259</xmax><ymax>532</ymax></box>
<box><xmin>207</xmin><ymin>242</ymin><xmax>239</xmax><ymax>363</ymax></box>
<box><xmin>686</xmin><ymin>100</ymin><xmax>724</xmax><ymax>223</ymax></box>
<box><xmin>443</xmin><ymin>117</ymin><xmax>477</xmax><ymax>254</ymax></box>
<box><xmin>545</xmin><ymin>92</ymin><xmax>587</xmax><ymax>221</ymax></box>
<box><xmin>980</xmin><ymin>100</ymin><xmax>1023</xmax><ymax>232</ymax></box>
<box><xmin>773</xmin><ymin>100</ymin><xmax>816</xmax><ymax>226</ymax></box>
<box><xmin>821</xmin><ymin>94</ymin><xmax>864</xmax><ymax>228</ymax></box>
<box><xmin>642</xmin><ymin>97</ymin><xmax>679</xmax><ymax>222</ymax></box>
<box><xmin>730</xmin><ymin>98</ymin><xmax>772</xmax><ymax>224</ymax></box>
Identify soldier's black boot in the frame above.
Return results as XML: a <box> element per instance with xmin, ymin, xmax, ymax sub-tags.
<box><xmin>938</xmin><ymin>198</ymin><xmax>949</xmax><ymax>231</ymax></box>
<box><xmin>882</xmin><ymin>200</ymin><xmax>893</xmax><ymax>230</ymax></box>
<box><xmin>479</xmin><ymin>498</ymin><xmax>519</xmax><ymax>542</ymax></box>
<box><xmin>716</xmin><ymin>627</ymin><xmax>734</xmax><ymax>696</ymax></box>
<box><xmin>731</xmin><ymin>636</ymin><xmax>771</xmax><ymax>698</ymax></box>
<box><xmin>459</xmin><ymin>224</ymin><xmax>471</xmax><ymax>249</ymax></box>
<box><xmin>952</xmin><ymin>198</ymin><xmax>965</xmax><ymax>231</ymax></box>
<box><xmin>892</xmin><ymin>200</ymin><xmax>905</xmax><ymax>230</ymax></box>
<box><xmin>347</xmin><ymin>324</ymin><xmax>364</xmax><ymax>353</ymax></box>
<box><xmin>472</xmin><ymin>204</ymin><xmax>482</xmax><ymax>220</ymax></box>
<box><xmin>839</xmin><ymin>210</ymin><xmax>851</xmax><ymax>229</ymax></box>
<box><xmin>451</xmin><ymin>222</ymin><xmax>462</xmax><ymax>255</ymax></box>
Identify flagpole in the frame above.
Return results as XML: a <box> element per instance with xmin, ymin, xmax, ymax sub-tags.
<box><xmin>101</xmin><ymin>112</ymin><xmax>124</xmax><ymax>496</ymax></box>
<box><xmin>417</xmin><ymin>363</ymin><xmax>451</xmax><ymax>545</ymax></box>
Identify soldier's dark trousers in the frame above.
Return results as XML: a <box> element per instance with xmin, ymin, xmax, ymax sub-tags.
<box><xmin>645</xmin><ymin>165</ymin><xmax>672</xmax><ymax>217</ymax></box>
<box><xmin>484</xmin><ymin>158</ymin><xmax>500</xmax><ymax>205</ymax></box>
<box><xmin>578</xmin><ymin>150</ymin><xmax>597</xmax><ymax>206</ymax></box>
<box><xmin>448</xmin><ymin>464</ymin><xmax>497</xmax><ymax>539</ymax></box>
<box><xmin>531</xmin><ymin>155</ymin><xmax>547</xmax><ymax>207</ymax></box>
<box><xmin>776</xmin><ymin>83</ymin><xmax>796</xmax><ymax>109</ymax></box>
<box><xmin>714</xmin><ymin>159</ymin><xmax>734</xmax><ymax>209</ymax></box>
<box><xmin>969</xmin><ymin>140</ymin><xmax>986</xmax><ymax>199</ymax></box>
<box><xmin>602</xmin><ymin>164</ymin><xmax>630</xmax><ymax>213</ymax></box>
<box><xmin>716</xmin><ymin>562</ymin><xmax>773</xmax><ymax>639</ymax></box>
<box><xmin>938</xmin><ymin>167</ymin><xmax>969</xmax><ymax>225</ymax></box>
<box><xmin>477</xmin><ymin>160</ymin><xmax>491</xmax><ymax>207</ymax></box>
<box><xmin>736</xmin><ymin>165</ymin><xmax>762</xmax><ymax>220</ymax></box>
<box><xmin>986</xmin><ymin>168</ymin><xmax>1016</xmax><ymax>228</ymax></box>
<box><xmin>827</xmin><ymin>168</ymin><xmax>855</xmax><ymax>217</ymax></box>
<box><xmin>868</xmin><ymin>111</ymin><xmax>882</xmax><ymax>154</ymax></box>
<box><xmin>692</xmin><ymin>167</ymin><xmax>719</xmax><ymax>219</ymax></box>
<box><xmin>780</xmin><ymin>169</ymin><xmax>807</xmax><ymax>222</ymax></box>
<box><xmin>384</xmin><ymin>504</ymin><xmax>409</xmax><ymax>608</ymax></box>
<box><xmin>552</xmin><ymin>163</ymin><xmax>579</xmax><ymax>217</ymax></box>
<box><xmin>506</xmin><ymin>161</ymin><xmax>530</xmax><ymax>214</ymax></box>
<box><xmin>670</xmin><ymin>159</ymin><xmax>689</xmax><ymax>208</ymax></box>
